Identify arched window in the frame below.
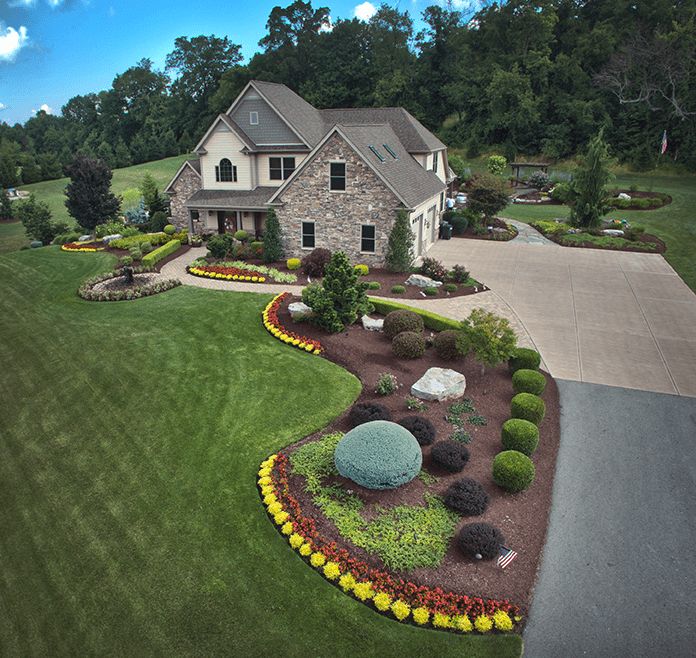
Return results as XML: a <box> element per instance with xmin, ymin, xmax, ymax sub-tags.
<box><xmin>216</xmin><ymin>158</ymin><xmax>237</xmax><ymax>182</ymax></box>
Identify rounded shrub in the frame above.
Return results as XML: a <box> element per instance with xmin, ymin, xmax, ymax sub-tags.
<box><xmin>444</xmin><ymin>478</ymin><xmax>489</xmax><ymax>516</ymax></box>
<box><xmin>501</xmin><ymin>419</ymin><xmax>539</xmax><ymax>456</ymax></box>
<box><xmin>458</xmin><ymin>523</ymin><xmax>504</xmax><ymax>560</ymax></box>
<box><xmin>286</xmin><ymin>258</ymin><xmax>301</xmax><ymax>270</ymax></box>
<box><xmin>390</xmin><ymin>285</ymin><xmax>405</xmax><ymax>294</ymax></box>
<box><xmin>492</xmin><ymin>450</ymin><xmax>535</xmax><ymax>493</ymax></box>
<box><xmin>367</xmin><ymin>281</ymin><xmax>381</xmax><ymax>290</ymax></box>
<box><xmin>348</xmin><ymin>402</ymin><xmax>392</xmax><ymax>427</ymax></box>
<box><xmin>334</xmin><ymin>420</ymin><xmax>422</xmax><ymax>490</ymax></box>
<box><xmin>354</xmin><ymin>264</ymin><xmax>369</xmax><ymax>276</ymax></box>
<box><xmin>140</xmin><ymin>241</ymin><xmax>153</xmax><ymax>254</ymax></box>
<box><xmin>512</xmin><ymin>369</ymin><xmax>546</xmax><ymax>395</ymax></box>
<box><xmin>383</xmin><ymin>309</ymin><xmax>424</xmax><ymax>339</ymax></box>
<box><xmin>511</xmin><ymin>393</ymin><xmax>546</xmax><ymax>426</ymax></box>
<box><xmin>431</xmin><ymin>440</ymin><xmax>470</xmax><ymax>473</ymax></box>
<box><xmin>234</xmin><ymin>229</ymin><xmax>249</xmax><ymax>242</ymax></box>
<box><xmin>443</xmin><ymin>283</ymin><xmax>458</xmax><ymax>293</ymax></box>
<box><xmin>250</xmin><ymin>241</ymin><xmax>264</xmax><ymax>257</ymax></box>
<box><xmin>302</xmin><ymin>247</ymin><xmax>332</xmax><ymax>277</ymax></box>
<box><xmin>508</xmin><ymin>347</ymin><xmax>541</xmax><ymax>373</ymax></box>
<box><xmin>392</xmin><ymin>331</ymin><xmax>426</xmax><ymax>359</ymax></box>
<box><xmin>397</xmin><ymin>416</ymin><xmax>436</xmax><ymax>446</ymax></box>
<box><xmin>434</xmin><ymin>330</ymin><xmax>461</xmax><ymax>360</ymax></box>
<box><xmin>163</xmin><ymin>224</ymin><xmax>176</xmax><ymax>235</ymax></box>
<box><xmin>423</xmin><ymin>287</ymin><xmax>439</xmax><ymax>296</ymax></box>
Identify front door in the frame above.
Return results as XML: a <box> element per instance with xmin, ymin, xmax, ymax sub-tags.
<box><xmin>217</xmin><ymin>211</ymin><xmax>237</xmax><ymax>234</ymax></box>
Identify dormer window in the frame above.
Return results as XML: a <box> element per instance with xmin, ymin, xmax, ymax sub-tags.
<box><xmin>215</xmin><ymin>158</ymin><xmax>237</xmax><ymax>183</ymax></box>
<box><xmin>249</xmin><ymin>111</ymin><xmax>259</xmax><ymax>125</ymax></box>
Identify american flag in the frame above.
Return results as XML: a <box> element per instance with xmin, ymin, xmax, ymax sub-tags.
<box><xmin>497</xmin><ymin>546</ymin><xmax>518</xmax><ymax>569</ymax></box>
<box><xmin>661</xmin><ymin>130</ymin><xmax>668</xmax><ymax>155</ymax></box>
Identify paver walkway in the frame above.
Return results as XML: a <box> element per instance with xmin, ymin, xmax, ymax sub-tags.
<box><xmin>524</xmin><ymin>380</ymin><xmax>696</xmax><ymax>657</ymax></box>
<box><xmin>506</xmin><ymin>219</ymin><xmax>557</xmax><ymax>246</ymax></box>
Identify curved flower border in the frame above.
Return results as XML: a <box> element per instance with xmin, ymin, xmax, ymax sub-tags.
<box><xmin>187</xmin><ymin>264</ymin><xmax>266</xmax><ymax>283</ymax></box>
<box><xmin>62</xmin><ymin>242</ymin><xmax>105</xmax><ymax>252</ymax></box>
<box><xmin>258</xmin><ymin>452</ymin><xmax>521</xmax><ymax>634</ymax></box>
<box><xmin>78</xmin><ymin>267</ymin><xmax>181</xmax><ymax>302</ymax></box>
<box><xmin>262</xmin><ymin>293</ymin><xmax>322</xmax><ymax>355</ymax></box>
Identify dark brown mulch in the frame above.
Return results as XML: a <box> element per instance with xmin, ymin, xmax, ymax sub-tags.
<box><xmin>452</xmin><ymin>217</ymin><xmax>518</xmax><ymax>242</ymax></box>
<box><xmin>278</xmin><ymin>296</ymin><xmax>560</xmax><ymax>619</ymax></box>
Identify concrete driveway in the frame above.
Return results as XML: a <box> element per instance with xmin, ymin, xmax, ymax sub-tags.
<box><xmin>523</xmin><ymin>381</ymin><xmax>696</xmax><ymax>657</ymax></box>
<box><xmin>427</xmin><ymin>238</ymin><xmax>696</xmax><ymax>396</ymax></box>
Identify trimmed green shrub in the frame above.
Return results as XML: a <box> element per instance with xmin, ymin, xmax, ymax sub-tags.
<box><xmin>492</xmin><ymin>450</ymin><xmax>536</xmax><ymax>492</ymax></box>
<box><xmin>163</xmin><ymin>223</ymin><xmax>176</xmax><ymax>235</ymax></box>
<box><xmin>390</xmin><ymin>285</ymin><xmax>405</xmax><ymax>294</ymax></box>
<box><xmin>250</xmin><ymin>241</ymin><xmax>264</xmax><ymax>257</ymax></box>
<box><xmin>148</xmin><ymin>212</ymin><xmax>168</xmax><ymax>232</ymax></box>
<box><xmin>508</xmin><ymin>347</ymin><xmax>541</xmax><ymax>373</ymax></box>
<box><xmin>511</xmin><ymin>393</ymin><xmax>546</xmax><ymax>426</ymax></box>
<box><xmin>142</xmin><ymin>239</ymin><xmax>181</xmax><ymax>268</ymax></box>
<box><xmin>140</xmin><ymin>241</ymin><xmax>153</xmax><ymax>254</ymax></box>
<box><xmin>109</xmin><ymin>232</ymin><xmax>169</xmax><ymax>250</ymax></box>
<box><xmin>263</xmin><ymin>208</ymin><xmax>284</xmax><ymax>263</ymax></box>
<box><xmin>443</xmin><ymin>283</ymin><xmax>457</xmax><ymax>293</ymax></box>
<box><xmin>119</xmin><ymin>255</ymin><xmax>133</xmax><ymax>266</ymax></box>
<box><xmin>431</xmin><ymin>441</ymin><xmax>470</xmax><ymax>473</ymax></box>
<box><xmin>234</xmin><ymin>229</ymin><xmax>249</xmax><ymax>242</ymax></box>
<box><xmin>424</xmin><ymin>286</ymin><xmax>439</xmax><ymax>296</ymax></box>
<box><xmin>512</xmin><ymin>369</ymin><xmax>546</xmax><ymax>395</ymax></box>
<box><xmin>392</xmin><ymin>331</ymin><xmax>425</xmax><ymax>359</ymax></box>
<box><xmin>286</xmin><ymin>257</ymin><xmax>301</xmax><ymax>270</ymax></box>
<box><xmin>334</xmin><ymin>420</ymin><xmax>422</xmax><ymax>490</ymax></box>
<box><xmin>385</xmin><ymin>209</ymin><xmax>415</xmax><ymax>272</ymax></box>
<box><xmin>458</xmin><ymin>523</ymin><xmax>504</xmax><ymax>560</ymax></box>
<box><xmin>434</xmin><ymin>330</ymin><xmax>461</xmax><ymax>360</ymax></box>
<box><xmin>367</xmin><ymin>281</ymin><xmax>381</xmax><ymax>290</ymax></box>
<box><xmin>207</xmin><ymin>233</ymin><xmax>235</xmax><ymax>259</ymax></box>
<box><xmin>370</xmin><ymin>298</ymin><xmax>460</xmax><ymax>332</ymax></box>
<box><xmin>354</xmin><ymin>264</ymin><xmax>369</xmax><ymax>276</ymax></box>
<box><xmin>449</xmin><ymin>213</ymin><xmax>469</xmax><ymax>236</ymax></box>
<box><xmin>383</xmin><ymin>309</ymin><xmax>424</xmax><ymax>339</ymax></box>
<box><xmin>501</xmin><ymin>419</ymin><xmax>539</xmax><ymax>456</ymax></box>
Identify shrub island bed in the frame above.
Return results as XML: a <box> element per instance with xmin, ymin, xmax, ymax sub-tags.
<box><xmin>261</xmin><ymin>282</ymin><xmax>560</xmax><ymax>634</ymax></box>
<box><xmin>78</xmin><ymin>266</ymin><xmax>181</xmax><ymax>302</ymax></box>
<box><xmin>530</xmin><ymin>220</ymin><xmax>665</xmax><ymax>253</ymax></box>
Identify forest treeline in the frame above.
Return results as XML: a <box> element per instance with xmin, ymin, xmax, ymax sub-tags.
<box><xmin>1</xmin><ymin>0</ymin><xmax>694</xmax><ymax>188</ymax></box>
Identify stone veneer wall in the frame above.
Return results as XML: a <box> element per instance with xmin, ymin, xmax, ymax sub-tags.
<box><xmin>275</xmin><ymin>133</ymin><xmax>402</xmax><ymax>267</ymax></box>
<box><xmin>167</xmin><ymin>165</ymin><xmax>202</xmax><ymax>232</ymax></box>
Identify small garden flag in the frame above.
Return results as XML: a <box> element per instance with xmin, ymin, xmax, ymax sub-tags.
<box><xmin>661</xmin><ymin>130</ymin><xmax>668</xmax><ymax>155</ymax></box>
<box><xmin>497</xmin><ymin>546</ymin><xmax>518</xmax><ymax>569</ymax></box>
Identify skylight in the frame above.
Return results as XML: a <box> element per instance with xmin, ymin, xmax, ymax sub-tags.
<box><xmin>383</xmin><ymin>144</ymin><xmax>398</xmax><ymax>159</ymax></box>
<box><xmin>368</xmin><ymin>145</ymin><xmax>385</xmax><ymax>162</ymax></box>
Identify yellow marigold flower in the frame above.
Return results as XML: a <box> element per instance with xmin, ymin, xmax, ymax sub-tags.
<box><xmin>289</xmin><ymin>533</ymin><xmax>304</xmax><ymax>549</ymax></box>
<box><xmin>474</xmin><ymin>615</ymin><xmax>493</xmax><ymax>633</ymax></box>
<box><xmin>390</xmin><ymin>600</ymin><xmax>410</xmax><ymax>621</ymax></box>
<box><xmin>281</xmin><ymin>522</ymin><xmax>293</xmax><ymax>535</ymax></box>
<box><xmin>412</xmin><ymin>608</ymin><xmax>430</xmax><ymax>626</ymax></box>
<box><xmin>258</xmin><ymin>468</ymin><xmax>271</xmax><ymax>478</ymax></box>
<box><xmin>338</xmin><ymin>573</ymin><xmax>356</xmax><ymax>591</ymax></box>
<box><xmin>310</xmin><ymin>552</ymin><xmax>326</xmax><ymax>568</ymax></box>
<box><xmin>262</xmin><ymin>494</ymin><xmax>276</xmax><ymax>506</ymax></box>
<box><xmin>258</xmin><ymin>476</ymin><xmax>272</xmax><ymax>486</ymax></box>
<box><xmin>323</xmin><ymin>562</ymin><xmax>341</xmax><ymax>580</ymax></box>
<box><xmin>267</xmin><ymin>501</ymin><xmax>283</xmax><ymax>515</ymax></box>
<box><xmin>433</xmin><ymin>613</ymin><xmax>451</xmax><ymax>628</ymax></box>
<box><xmin>260</xmin><ymin>485</ymin><xmax>274</xmax><ymax>497</ymax></box>
<box><xmin>373</xmin><ymin>592</ymin><xmax>391</xmax><ymax>612</ymax></box>
<box><xmin>299</xmin><ymin>543</ymin><xmax>312</xmax><ymax>557</ymax></box>
<box><xmin>273</xmin><ymin>511</ymin><xmax>289</xmax><ymax>525</ymax></box>
<box><xmin>352</xmin><ymin>582</ymin><xmax>374</xmax><ymax>601</ymax></box>
<box><xmin>453</xmin><ymin>615</ymin><xmax>473</xmax><ymax>633</ymax></box>
<box><xmin>514</xmin><ymin>615</ymin><xmax>523</xmax><ymax>623</ymax></box>
<box><xmin>493</xmin><ymin>610</ymin><xmax>514</xmax><ymax>632</ymax></box>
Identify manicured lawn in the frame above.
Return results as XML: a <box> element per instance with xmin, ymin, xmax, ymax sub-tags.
<box><xmin>0</xmin><ymin>248</ymin><xmax>521</xmax><ymax>657</ymax></box>
<box><xmin>0</xmin><ymin>221</ymin><xmax>27</xmax><ymax>255</ymax></box>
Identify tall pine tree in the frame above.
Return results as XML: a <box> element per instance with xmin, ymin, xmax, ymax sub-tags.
<box><xmin>65</xmin><ymin>155</ymin><xmax>121</xmax><ymax>231</ymax></box>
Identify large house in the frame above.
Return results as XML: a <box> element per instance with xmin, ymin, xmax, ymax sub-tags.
<box><xmin>165</xmin><ymin>80</ymin><xmax>453</xmax><ymax>266</ymax></box>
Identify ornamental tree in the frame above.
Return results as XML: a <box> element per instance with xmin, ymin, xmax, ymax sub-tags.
<box><xmin>140</xmin><ymin>172</ymin><xmax>167</xmax><ymax>215</ymax></box>
<box><xmin>263</xmin><ymin>208</ymin><xmax>284</xmax><ymax>263</ymax></box>
<box><xmin>16</xmin><ymin>195</ymin><xmax>56</xmax><ymax>244</ymax></box>
<box><xmin>459</xmin><ymin>308</ymin><xmax>517</xmax><ymax>376</ymax></box>
<box><xmin>385</xmin><ymin>209</ymin><xmax>415</xmax><ymax>272</ymax></box>
<box><xmin>65</xmin><ymin>155</ymin><xmax>121</xmax><ymax>231</ymax></box>
<box><xmin>466</xmin><ymin>174</ymin><xmax>509</xmax><ymax>221</ymax></box>
<box><xmin>569</xmin><ymin>131</ymin><xmax>614</xmax><ymax>228</ymax></box>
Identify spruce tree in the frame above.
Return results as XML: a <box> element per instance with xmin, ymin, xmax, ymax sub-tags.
<box><xmin>65</xmin><ymin>155</ymin><xmax>121</xmax><ymax>231</ymax></box>
<box><xmin>0</xmin><ymin>188</ymin><xmax>14</xmax><ymax>220</ymax></box>
<box><xmin>263</xmin><ymin>208</ymin><xmax>284</xmax><ymax>263</ymax></box>
<box><xmin>385</xmin><ymin>209</ymin><xmax>415</xmax><ymax>272</ymax></box>
<box><xmin>569</xmin><ymin>131</ymin><xmax>614</xmax><ymax>228</ymax></box>
<box><xmin>140</xmin><ymin>172</ymin><xmax>167</xmax><ymax>215</ymax></box>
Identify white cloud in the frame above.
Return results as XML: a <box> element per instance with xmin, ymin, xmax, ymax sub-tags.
<box><xmin>0</xmin><ymin>24</ymin><xmax>28</xmax><ymax>61</ymax></box>
<box><xmin>32</xmin><ymin>103</ymin><xmax>52</xmax><ymax>114</ymax></box>
<box><xmin>8</xmin><ymin>0</ymin><xmax>38</xmax><ymax>8</ymax></box>
<box><xmin>318</xmin><ymin>16</ymin><xmax>333</xmax><ymax>33</ymax></box>
<box><xmin>0</xmin><ymin>102</ymin><xmax>6</xmax><ymax>110</ymax></box>
<box><xmin>354</xmin><ymin>1</ymin><xmax>377</xmax><ymax>22</ymax></box>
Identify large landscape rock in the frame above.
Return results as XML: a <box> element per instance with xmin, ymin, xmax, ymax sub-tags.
<box><xmin>361</xmin><ymin>315</ymin><xmax>384</xmax><ymax>332</ymax></box>
<box><xmin>289</xmin><ymin>301</ymin><xmax>313</xmax><ymax>321</ymax></box>
<box><xmin>602</xmin><ymin>229</ymin><xmax>624</xmax><ymax>236</ymax></box>
<box><xmin>102</xmin><ymin>234</ymin><xmax>123</xmax><ymax>244</ymax></box>
<box><xmin>618</xmin><ymin>192</ymin><xmax>631</xmax><ymax>200</ymax></box>
<box><xmin>411</xmin><ymin>367</ymin><xmax>467</xmax><ymax>402</ymax></box>
<box><xmin>79</xmin><ymin>234</ymin><xmax>92</xmax><ymax>242</ymax></box>
<box><xmin>405</xmin><ymin>274</ymin><xmax>443</xmax><ymax>288</ymax></box>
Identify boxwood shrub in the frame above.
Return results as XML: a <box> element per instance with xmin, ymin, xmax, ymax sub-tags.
<box><xmin>433</xmin><ymin>330</ymin><xmax>461</xmax><ymax>360</ymax></box>
<box><xmin>501</xmin><ymin>419</ymin><xmax>539</xmax><ymax>456</ymax></box>
<box><xmin>492</xmin><ymin>450</ymin><xmax>535</xmax><ymax>493</ymax></box>
<box><xmin>392</xmin><ymin>331</ymin><xmax>425</xmax><ymax>359</ymax></box>
<box><xmin>511</xmin><ymin>392</ymin><xmax>545</xmax><ymax>426</ymax></box>
<box><xmin>397</xmin><ymin>416</ymin><xmax>436</xmax><ymax>446</ymax></box>
<box><xmin>508</xmin><ymin>347</ymin><xmax>541</xmax><ymax>373</ymax></box>
<box><xmin>142</xmin><ymin>239</ymin><xmax>181</xmax><ymax>267</ymax></box>
<box><xmin>369</xmin><ymin>298</ymin><xmax>460</xmax><ymax>332</ymax></box>
<box><xmin>512</xmin><ymin>368</ymin><xmax>546</xmax><ymax>395</ymax></box>
<box><xmin>457</xmin><ymin>522</ymin><xmax>504</xmax><ymax>560</ymax></box>
<box><xmin>383</xmin><ymin>309</ymin><xmax>424</xmax><ymax>339</ymax></box>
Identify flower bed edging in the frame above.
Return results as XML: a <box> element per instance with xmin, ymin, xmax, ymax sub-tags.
<box><xmin>258</xmin><ymin>452</ymin><xmax>521</xmax><ymax>634</ymax></box>
<box><xmin>78</xmin><ymin>267</ymin><xmax>181</xmax><ymax>301</ymax></box>
<box><xmin>187</xmin><ymin>264</ymin><xmax>266</xmax><ymax>283</ymax></box>
<box><xmin>62</xmin><ymin>242</ymin><xmax>105</xmax><ymax>252</ymax></box>
<box><xmin>262</xmin><ymin>293</ymin><xmax>322</xmax><ymax>355</ymax></box>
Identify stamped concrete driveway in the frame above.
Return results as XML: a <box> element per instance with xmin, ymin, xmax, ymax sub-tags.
<box><xmin>427</xmin><ymin>238</ymin><xmax>696</xmax><ymax>396</ymax></box>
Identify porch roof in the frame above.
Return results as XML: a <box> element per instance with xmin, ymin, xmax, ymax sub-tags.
<box><xmin>185</xmin><ymin>187</ymin><xmax>276</xmax><ymax>211</ymax></box>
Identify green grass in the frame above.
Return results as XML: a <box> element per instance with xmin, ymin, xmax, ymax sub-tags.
<box><xmin>0</xmin><ymin>221</ymin><xmax>27</xmax><ymax>255</ymax></box>
<box><xmin>0</xmin><ymin>248</ymin><xmax>521</xmax><ymax>657</ymax></box>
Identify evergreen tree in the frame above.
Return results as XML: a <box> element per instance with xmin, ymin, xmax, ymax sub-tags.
<box><xmin>17</xmin><ymin>195</ymin><xmax>56</xmax><ymax>244</ymax></box>
<box><xmin>569</xmin><ymin>131</ymin><xmax>614</xmax><ymax>229</ymax></box>
<box><xmin>0</xmin><ymin>187</ymin><xmax>14</xmax><ymax>220</ymax></box>
<box><xmin>65</xmin><ymin>155</ymin><xmax>121</xmax><ymax>231</ymax></box>
<box><xmin>140</xmin><ymin>172</ymin><xmax>167</xmax><ymax>215</ymax></box>
<box><xmin>385</xmin><ymin>209</ymin><xmax>415</xmax><ymax>273</ymax></box>
<box><xmin>262</xmin><ymin>208</ymin><xmax>284</xmax><ymax>263</ymax></box>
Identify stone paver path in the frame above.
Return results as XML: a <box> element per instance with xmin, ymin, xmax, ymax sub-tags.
<box><xmin>506</xmin><ymin>219</ymin><xmax>557</xmax><ymax>246</ymax></box>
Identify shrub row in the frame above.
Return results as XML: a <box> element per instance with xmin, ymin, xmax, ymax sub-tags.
<box><xmin>142</xmin><ymin>239</ymin><xmax>181</xmax><ymax>267</ymax></box>
<box><xmin>369</xmin><ymin>298</ymin><xmax>460</xmax><ymax>332</ymax></box>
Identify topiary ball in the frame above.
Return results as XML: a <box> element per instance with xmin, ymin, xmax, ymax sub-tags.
<box><xmin>444</xmin><ymin>478</ymin><xmax>489</xmax><ymax>516</ymax></box>
<box><xmin>508</xmin><ymin>347</ymin><xmax>541</xmax><ymax>373</ymax></box>
<box><xmin>164</xmin><ymin>224</ymin><xmax>176</xmax><ymax>235</ymax></box>
<box><xmin>334</xmin><ymin>420</ymin><xmax>422</xmax><ymax>490</ymax></box>
<box><xmin>512</xmin><ymin>369</ymin><xmax>546</xmax><ymax>395</ymax></box>
<box><xmin>431</xmin><ymin>440</ymin><xmax>470</xmax><ymax>472</ymax></box>
<box><xmin>397</xmin><ymin>416</ymin><xmax>436</xmax><ymax>446</ymax></box>
<box><xmin>348</xmin><ymin>402</ymin><xmax>392</xmax><ymax>428</ymax></box>
<box><xmin>501</xmin><ymin>419</ymin><xmax>539</xmax><ymax>456</ymax></box>
<box><xmin>433</xmin><ymin>330</ymin><xmax>461</xmax><ymax>360</ymax></box>
<box><xmin>511</xmin><ymin>393</ymin><xmax>546</xmax><ymax>426</ymax></box>
<box><xmin>492</xmin><ymin>450</ymin><xmax>536</xmax><ymax>493</ymax></box>
<box><xmin>383</xmin><ymin>310</ymin><xmax>424</xmax><ymax>339</ymax></box>
<box><xmin>392</xmin><ymin>331</ymin><xmax>425</xmax><ymax>359</ymax></box>
<box><xmin>458</xmin><ymin>522</ymin><xmax>504</xmax><ymax>560</ymax></box>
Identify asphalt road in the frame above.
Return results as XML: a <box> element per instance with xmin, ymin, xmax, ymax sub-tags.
<box><xmin>524</xmin><ymin>380</ymin><xmax>696</xmax><ymax>658</ymax></box>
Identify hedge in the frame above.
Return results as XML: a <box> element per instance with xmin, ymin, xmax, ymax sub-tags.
<box><xmin>369</xmin><ymin>298</ymin><xmax>460</xmax><ymax>332</ymax></box>
<box><xmin>142</xmin><ymin>239</ymin><xmax>181</xmax><ymax>267</ymax></box>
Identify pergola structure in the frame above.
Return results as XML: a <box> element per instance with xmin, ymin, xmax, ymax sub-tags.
<box><xmin>510</xmin><ymin>162</ymin><xmax>549</xmax><ymax>187</ymax></box>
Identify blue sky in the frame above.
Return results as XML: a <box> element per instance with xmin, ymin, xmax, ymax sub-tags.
<box><xmin>0</xmin><ymin>0</ymin><xmax>459</xmax><ymax>125</ymax></box>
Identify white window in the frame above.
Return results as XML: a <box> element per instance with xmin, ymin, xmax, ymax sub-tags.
<box><xmin>215</xmin><ymin>158</ymin><xmax>237</xmax><ymax>183</ymax></box>
<box><xmin>330</xmin><ymin>162</ymin><xmax>346</xmax><ymax>191</ymax></box>
<box><xmin>301</xmin><ymin>221</ymin><xmax>315</xmax><ymax>249</ymax></box>
<box><xmin>249</xmin><ymin>111</ymin><xmax>259</xmax><ymax>125</ymax></box>
<box><xmin>361</xmin><ymin>225</ymin><xmax>376</xmax><ymax>253</ymax></box>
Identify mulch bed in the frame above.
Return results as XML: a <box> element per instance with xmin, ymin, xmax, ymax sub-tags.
<box><xmin>277</xmin><ymin>295</ymin><xmax>560</xmax><ymax>620</ymax></box>
<box><xmin>547</xmin><ymin>231</ymin><xmax>666</xmax><ymax>254</ymax></box>
<box><xmin>609</xmin><ymin>189</ymin><xmax>672</xmax><ymax>210</ymax></box>
<box><xmin>451</xmin><ymin>217</ymin><xmax>518</xmax><ymax>242</ymax></box>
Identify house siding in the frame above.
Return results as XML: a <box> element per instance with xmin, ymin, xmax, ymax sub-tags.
<box><xmin>409</xmin><ymin>193</ymin><xmax>442</xmax><ymax>257</ymax></box>
<box><xmin>200</xmin><ymin>124</ymin><xmax>252</xmax><ymax>190</ymax></box>
<box><xmin>230</xmin><ymin>91</ymin><xmax>304</xmax><ymax>145</ymax></box>
<box><xmin>168</xmin><ymin>165</ymin><xmax>202</xmax><ymax>231</ymax></box>
<box><xmin>275</xmin><ymin>133</ymin><xmax>402</xmax><ymax>267</ymax></box>
<box><xmin>257</xmin><ymin>152</ymin><xmax>308</xmax><ymax>187</ymax></box>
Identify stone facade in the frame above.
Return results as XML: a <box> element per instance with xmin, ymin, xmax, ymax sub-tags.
<box><xmin>168</xmin><ymin>165</ymin><xmax>202</xmax><ymax>232</ymax></box>
<box><xmin>275</xmin><ymin>133</ymin><xmax>402</xmax><ymax>267</ymax></box>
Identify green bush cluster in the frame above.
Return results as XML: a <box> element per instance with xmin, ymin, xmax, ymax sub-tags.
<box><xmin>369</xmin><ymin>298</ymin><xmax>460</xmax><ymax>332</ymax></box>
<box><xmin>354</xmin><ymin>264</ymin><xmax>369</xmax><ymax>276</ymax></box>
<box><xmin>390</xmin><ymin>285</ymin><xmax>405</xmax><ymax>294</ymax></box>
<box><xmin>286</xmin><ymin>257</ymin><xmax>301</xmax><ymax>270</ymax></box>
<box><xmin>207</xmin><ymin>233</ymin><xmax>235</xmax><ymax>259</ymax></box>
<box><xmin>142</xmin><ymin>239</ymin><xmax>181</xmax><ymax>268</ymax></box>
<box><xmin>508</xmin><ymin>347</ymin><xmax>541</xmax><ymax>373</ymax></box>
<box><xmin>423</xmin><ymin>286</ymin><xmax>439</xmax><ymax>296</ymax></box>
<box><xmin>433</xmin><ymin>330</ymin><xmax>461</xmax><ymax>360</ymax></box>
<box><xmin>511</xmin><ymin>393</ymin><xmax>546</xmax><ymax>426</ymax></box>
<box><xmin>383</xmin><ymin>309</ymin><xmax>424</xmax><ymax>339</ymax></box>
<box><xmin>164</xmin><ymin>224</ymin><xmax>176</xmax><ymax>235</ymax></box>
<box><xmin>367</xmin><ymin>281</ymin><xmax>381</xmax><ymax>290</ymax></box>
<box><xmin>492</xmin><ymin>451</ymin><xmax>535</xmax><ymax>493</ymax></box>
<box><xmin>501</xmin><ymin>419</ymin><xmax>539</xmax><ymax>456</ymax></box>
<box><xmin>512</xmin><ymin>369</ymin><xmax>547</xmax><ymax>395</ymax></box>
<box><xmin>109</xmin><ymin>232</ymin><xmax>169</xmax><ymax>250</ymax></box>
<box><xmin>392</xmin><ymin>331</ymin><xmax>425</xmax><ymax>359</ymax></box>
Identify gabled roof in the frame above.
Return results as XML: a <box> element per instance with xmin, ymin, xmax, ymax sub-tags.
<box><xmin>193</xmin><ymin>114</ymin><xmax>256</xmax><ymax>154</ymax></box>
<box><xmin>270</xmin><ymin>124</ymin><xmax>445</xmax><ymax>209</ymax></box>
<box><xmin>164</xmin><ymin>159</ymin><xmax>201</xmax><ymax>195</ymax></box>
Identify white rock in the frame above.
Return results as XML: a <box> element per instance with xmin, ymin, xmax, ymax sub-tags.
<box><xmin>405</xmin><ymin>274</ymin><xmax>443</xmax><ymax>288</ymax></box>
<box><xmin>79</xmin><ymin>234</ymin><xmax>91</xmax><ymax>242</ymax></box>
<box><xmin>289</xmin><ymin>301</ymin><xmax>313</xmax><ymax>321</ymax></box>
<box><xmin>618</xmin><ymin>192</ymin><xmax>631</xmax><ymax>200</ymax></box>
<box><xmin>411</xmin><ymin>367</ymin><xmax>467</xmax><ymax>402</ymax></box>
<box><xmin>361</xmin><ymin>315</ymin><xmax>384</xmax><ymax>332</ymax></box>
<box><xmin>102</xmin><ymin>233</ymin><xmax>123</xmax><ymax>244</ymax></box>
<box><xmin>602</xmin><ymin>229</ymin><xmax>625</xmax><ymax>236</ymax></box>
